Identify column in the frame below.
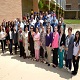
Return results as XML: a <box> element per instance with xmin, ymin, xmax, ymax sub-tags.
<box><xmin>76</xmin><ymin>11</ymin><xmax>78</xmax><ymax>19</ymax></box>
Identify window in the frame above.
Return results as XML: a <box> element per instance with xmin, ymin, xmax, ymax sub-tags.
<box><xmin>66</xmin><ymin>5</ymin><xmax>71</xmax><ymax>10</ymax></box>
<box><xmin>78</xmin><ymin>5</ymin><xmax>80</xmax><ymax>10</ymax></box>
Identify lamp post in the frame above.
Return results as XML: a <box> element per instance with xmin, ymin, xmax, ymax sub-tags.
<box><xmin>49</xmin><ymin>0</ymin><xmax>51</xmax><ymax>11</ymax></box>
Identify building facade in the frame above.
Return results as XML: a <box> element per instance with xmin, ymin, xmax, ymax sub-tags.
<box><xmin>64</xmin><ymin>0</ymin><xmax>80</xmax><ymax>19</ymax></box>
<box><xmin>0</xmin><ymin>0</ymin><xmax>39</xmax><ymax>24</ymax></box>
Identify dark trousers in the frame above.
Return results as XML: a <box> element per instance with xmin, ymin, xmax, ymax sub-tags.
<box><xmin>14</xmin><ymin>43</ymin><xmax>17</xmax><ymax>54</ymax></box>
<box><xmin>30</xmin><ymin>43</ymin><xmax>35</xmax><ymax>57</ymax></box>
<box><xmin>9</xmin><ymin>39</ymin><xmax>13</xmax><ymax>54</ymax></box>
<box><xmin>73</xmin><ymin>55</ymin><xmax>79</xmax><ymax>73</ymax></box>
<box><xmin>52</xmin><ymin>48</ymin><xmax>58</xmax><ymax>66</ymax></box>
<box><xmin>65</xmin><ymin>58</ymin><xmax>72</xmax><ymax>70</ymax></box>
<box><xmin>20</xmin><ymin>42</ymin><xmax>24</xmax><ymax>57</ymax></box>
<box><xmin>0</xmin><ymin>40</ymin><xmax>6</xmax><ymax>52</ymax></box>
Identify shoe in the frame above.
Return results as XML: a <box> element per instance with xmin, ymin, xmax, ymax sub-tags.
<box><xmin>45</xmin><ymin>62</ymin><xmax>48</xmax><ymax>64</ymax></box>
<box><xmin>71</xmin><ymin>71</ymin><xmax>75</xmax><ymax>74</ymax></box>
<box><xmin>52</xmin><ymin>65</ymin><xmax>56</xmax><ymax>68</ymax></box>
<box><xmin>48</xmin><ymin>64</ymin><xmax>50</xmax><ymax>66</ymax></box>
<box><xmin>20</xmin><ymin>55</ymin><xmax>22</xmax><ymax>57</ymax></box>
<box><xmin>72</xmin><ymin>71</ymin><xmax>77</xmax><ymax>75</ymax></box>
<box><xmin>68</xmin><ymin>69</ymin><xmax>71</xmax><ymax>73</ymax></box>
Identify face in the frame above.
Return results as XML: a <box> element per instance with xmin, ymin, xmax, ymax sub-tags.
<box><xmin>25</xmin><ymin>27</ymin><xmax>28</xmax><ymax>31</ymax></box>
<box><xmin>30</xmin><ymin>27</ymin><xmax>33</xmax><ymax>31</ymax></box>
<box><xmin>47</xmin><ymin>27</ymin><xmax>51</xmax><ymax>32</ymax></box>
<box><xmin>76</xmin><ymin>32</ymin><xmax>79</xmax><ymax>38</ymax></box>
<box><xmin>54</xmin><ymin>26</ymin><xmax>58</xmax><ymax>32</ymax></box>
<box><xmin>68</xmin><ymin>30</ymin><xmax>72</xmax><ymax>35</ymax></box>
<box><xmin>36</xmin><ymin>28</ymin><xmax>39</xmax><ymax>33</ymax></box>
<box><xmin>42</xmin><ymin>27</ymin><xmax>44</xmax><ymax>32</ymax></box>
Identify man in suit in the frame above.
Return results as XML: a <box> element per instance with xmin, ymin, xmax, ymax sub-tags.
<box><xmin>13</xmin><ymin>26</ymin><xmax>18</xmax><ymax>54</ymax></box>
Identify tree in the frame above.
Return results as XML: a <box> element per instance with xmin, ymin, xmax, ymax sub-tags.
<box><xmin>38</xmin><ymin>0</ymin><xmax>44</xmax><ymax>10</ymax></box>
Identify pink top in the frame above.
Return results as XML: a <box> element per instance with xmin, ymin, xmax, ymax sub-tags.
<box><xmin>34</xmin><ymin>32</ymin><xmax>40</xmax><ymax>49</ymax></box>
<box><xmin>52</xmin><ymin>32</ymin><xmax>59</xmax><ymax>48</ymax></box>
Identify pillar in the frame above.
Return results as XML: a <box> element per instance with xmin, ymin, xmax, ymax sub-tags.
<box><xmin>76</xmin><ymin>11</ymin><xmax>78</xmax><ymax>19</ymax></box>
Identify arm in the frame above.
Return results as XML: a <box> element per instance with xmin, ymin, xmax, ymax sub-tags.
<box><xmin>75</xmin><ymin>42</ymin><xmax>80</xmax><ymax>60</ymax></box>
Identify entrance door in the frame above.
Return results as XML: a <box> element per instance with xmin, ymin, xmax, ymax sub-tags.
<box><xmin>22</xmin><ymin>0</ymin><xmax>33</xmax><ymax>16</ymax></box>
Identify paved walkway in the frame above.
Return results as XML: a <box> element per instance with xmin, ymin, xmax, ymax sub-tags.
<box><xmin>0</xmin><ymin>50</ymin><xmax>80</xmax><ymax>80</ymax></box>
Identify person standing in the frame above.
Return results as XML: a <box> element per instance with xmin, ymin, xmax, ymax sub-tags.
<box><xmin>65</xmin><ymin>27</ymin><xmax>74</xmax><ymax>72</ymax></box>
<box><xmin>40</xmin><ymin>26</ymin><xmax>46</xmax><ymax>62</ymax></box>
<box><xmin>23</xmin><ymin>26</ymin><xmax>29</xmax><ymax>58</ymax></box>
<box><xmin>34</xmin><ymin>27</ymin><xmax>40</xmax><ymax>61</ymax></box>
<box><xmin>58</xmin><ymin>26</ymin><xmax>66</xmax><ymax>68</ymax></box>
<box><xmin>13</xmin><ymin>26</ymin><xmax>18</xmax><ymax>54</ymax></box>
<box><xmin>0</xmin><ymin>25</ymin><xmax>6</xmax><ymax>53</ymax></box>
<box><xmin>52</xmin><ymin>26</ymin><xmax>59</xmax><ymax>68</ymax></box>
<box><xmin>46</xmin><ymin>26</ymin><xmax>53</xmax><ymax>66</ymax></box>
<box><xmin>8</xmin><ymin>27</ymin><xmax>13</xmax><ymax>55</ymax></box>
<box><xmin>72</xmin><ymin>31</ymin><xmax>80</xmax><ymax>75</ymax></box>
<box><xmin>28</xmin><ymin>26</ymin><xmax>35</xmax><ymax>58</ymax></box>
<box><xmin>18</xmin><ymin>27</ymin><xmax>24</xmax><ymax>57</ymax></box>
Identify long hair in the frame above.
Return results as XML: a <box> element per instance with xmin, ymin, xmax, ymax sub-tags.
<box><xmin>46</xmin><ymin>26</ymin><xmax>51</xmax><ymax>34</ymax></box>
<box><xmin>74</xmin><ymin>31</ymin><xmax>80</xmax><ymax>46</ymax></box>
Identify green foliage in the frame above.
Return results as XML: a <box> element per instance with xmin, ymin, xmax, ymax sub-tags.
<box><xmin>38</xmin><ymin>0</ymin><xmax>44</xmax><ymax>10</ymax></box>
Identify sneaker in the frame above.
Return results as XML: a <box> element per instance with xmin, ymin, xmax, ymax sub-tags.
<box><xmin>63</xmin><ymin>66</ymin><xmax>67</xmax><ymax>70</ymax></box>
<box><xmin>68</xmin><ymin>69</ymin><xmax>71</xmax><ymax>73</ymax></box>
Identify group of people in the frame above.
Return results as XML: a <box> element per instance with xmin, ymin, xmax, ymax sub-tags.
<box><xmin>0</xmin><ymin>11</ymin><xmax>80</xmax><ymax>76</ymax></box>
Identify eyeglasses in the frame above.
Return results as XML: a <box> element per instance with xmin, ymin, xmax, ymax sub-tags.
<box><xmin>76</xmin><ymin>34</ymin><xmax>79</xmax><ymax>35</ymax></box>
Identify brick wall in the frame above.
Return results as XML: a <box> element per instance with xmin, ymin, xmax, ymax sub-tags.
<box><xmin>33</xmin><ymin>0</ymin><xmax>39</xmax><ymax>12</ymax></box>
<box><xmin>0</xmin><ymin>0</ymin><xmax>22</xmax><ymax>24</ymax></box>
<box><xmin>22</xmin><ymin>0</ymin><xmax>33</xmax><ymax>16</ymax></box>
<box><xmin>66</xmin><ymin>0</ymin><xmax>78</xmax><ymax>10</ymax></box>
<box><xmin>71</xmin><ymin>0</ymin><xmax>78</xmax><ymax>10</ymax></box>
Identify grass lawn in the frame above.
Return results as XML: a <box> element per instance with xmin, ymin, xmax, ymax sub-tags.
<box><xmin>64</xmin><ymin>19</ymin><xmax>80</xmax><ymax>24</ymax></box>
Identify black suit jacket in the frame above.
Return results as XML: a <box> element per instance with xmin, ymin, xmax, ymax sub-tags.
<box><xmin>60</xmin><ymin>33</ymin><xmax>66</xmax><ymax>46</ymax></box>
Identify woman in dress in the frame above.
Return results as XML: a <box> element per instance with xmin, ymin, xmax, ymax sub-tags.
<box><xmin>72</xmin><ymin>31</ymin><xmax>80</xmax><ymax>75</ymax></box>
<box><xmin>58</xmin><ymin>26</ymin><xmax>66</xmax><ymax>68</ymax></box>
<box><xmin>40</xmin><ymin>26</ymin><xmax>46</xmax><ymax>62</ymax></box>
<box><xmin>28</xmin><ymin>26</ymin><xmax>35</xmax><ymax>58</ymax></box>
<box><xmin>23</xmin><ymin>26</ymin><xmax>29</xmax><ymax>58</ymax></box>
<box><xmin>34</xmin><ymin>27</ymin><xmax>40</xmax><ymax>61</ymax></box>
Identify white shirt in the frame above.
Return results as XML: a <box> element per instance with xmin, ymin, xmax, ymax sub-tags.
<box><xmin>39</xmin><ymin>20</ymin><xmax>44</xmax><ymax>24</ymax></box>
<box><xmin>0</xmin><ymin>31</ymin><xmax>6</xmax><ymax>40</ymax></box>
<box><xmin>9</xmin><ymin>31</ymin><xmax>12</xmax><ymax>39</ymax></box>
<box><xmin>73</xmin><ymin>41</ymin><xmax>80</xmax><ymax>56</ymax></box>
<box><xmin>31</xmin><ymin>19</ymin><xmax>36</xmax><ymax>26</ymax></box>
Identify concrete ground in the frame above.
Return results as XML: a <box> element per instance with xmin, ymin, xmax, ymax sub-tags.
<box><xmin>0</xmin><ymin>49</ymin><xmax>80</xmax><ymax>80</ymax></box>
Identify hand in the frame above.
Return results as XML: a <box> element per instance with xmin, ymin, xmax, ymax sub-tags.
<box><xmin>40</xmin><ymin>42</ymin><xmax>42</xmax><ymax>46</ymax></box>
<box><xmin>65</xmin><ymin>47</ymin><xmax>68</xmax><ymax>51</ymax></box>
<box><xmin>13</xmin><ymin>40</ymin><xmax>14</xmax><ymax>44</ymax></box>
<box><xmin>60</xmin><ymin>49</ymin><xmax>62</xmax><ymax>52</ymax></box>
<box><xmin>49</xmin><ymin>43</ymin><xmax>51</xmax><ymax>47</ymax></box>
<box><xmin>75</xmin><ymin>56</ymin><xmax>78</xmax><ymax>60</ymax></box>
<box><xmin>24</xmin><ymin>43</ymin><xmax>25</xmax><ymax>47</ymax></box>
